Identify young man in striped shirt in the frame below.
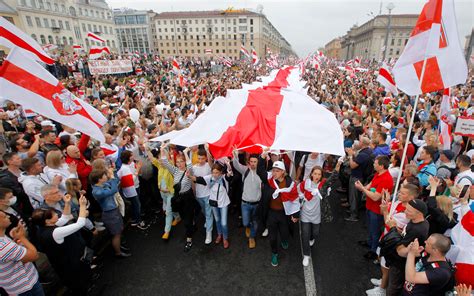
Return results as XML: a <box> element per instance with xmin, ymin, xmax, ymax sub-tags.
<box><xmin>0</xmin><ymin>211</ymin><xmax>43</xmax><ymax>295</ymax></box>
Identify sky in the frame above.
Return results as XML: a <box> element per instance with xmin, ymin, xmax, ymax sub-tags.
<box><xmin>107</xmin><ymin>0</ymin><xmax>473</xmax><ymax>57</ymax></box>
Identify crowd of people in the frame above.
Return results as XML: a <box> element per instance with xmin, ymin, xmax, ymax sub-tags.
<box><xmin>0</xmin><ymin>50</ymin><xmax>473</xmax><ymax>296</ymax></box>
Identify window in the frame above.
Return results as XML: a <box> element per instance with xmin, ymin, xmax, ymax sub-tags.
<box><xmin>112</xmin><ymin>40</ymin><xmax>115</xmax><ymax>48</ymax></box>
<box><xmin>98</xmin><ymin>25</ymin><xmax>102</xmax><ymax>32</ymax></box>
<box><xmin>48</xmin><ymin>35</ymin><xmax>53</xmax><ymax>44</ymax></box>
<box><xmin>61</xmin><ymin>4</ymin><xmax>65</xmax><ymax>12</ymax></box>
<box><xmin>79</xmin><ymin>8</ymin><xmax>82</xmax><ymax>15</ymax></box>
<box><xmin>203</xmin><ymin>42</ymin><xmax>206</xmax><ymax>46</ymax></box>
<box><xmin>65</xmin><ymin>21</ymin><xmax>70</xmax><ymax>30</ymax></box>
<box><xmin>250</xmin><ymin>27</ymin><xmax>253</xmax><ymax>33</ymax></box>
<box><xmin>101</xmin><ymin>12</ymin><xmax>105</xmax><ymax>19</ymax></box>
<box><xmin>82</xmin><ymin>23</ymin><xmax>86</xmax><ymax>32</ymax></box>
<box><xmin>58</xmin><ymin>20</ymin><xmax>63</xmax><ymax>29</ymax></box>
<box><xmin>26</xmin><ymin>16</ymin><xmax>33</xmax><ymax>27</ymax></box>
<box><xmin>51</xmin><ymin>19</ymin><xmax>56</xmax><ymax>27</ymax></box>
<box><xmin>104</xmin><ymin>26</ymin><xmax>108</xmax><ymax>34</ymax></box>
<box><xmin>31</xmin><ymin>34</ymin><xmax>37</xmax><ymax>41</ymax></box>
<box><xmin>85</xmin><ymin>39</ymin><xmax>89</xmax><ymax>46</ymax></box>
<box><xmin>35</xmin><ymin>17</ymin><xmax>41</xmax><ymax>27</ymax></box>
<box><xmin>88</xmin><ymin>24</ymin><xmax>92</xmax><ymax>31</ymax></box>
<box><xmin>69</xmin><ymin>37</ymin><xmax>73</xmax><ymax>45</ymax></box>
<box><xmin>55</xmin><ymin>36</ymin><xmax>60</xmax><ymax>45</ymax></box>
<box><xmin>69</xmin><ymin>6</ymin><xmax>76</xmax><ymax>16</ymax></box>
<box><xmin>93</xmin><ymin>25</ymin><xmax>97</xmax><ymax>32</ymax></box>
<box><xmin>239</xmin><ymin>18</ymin><xmax>247</xmax><ymax>23</ymax></box>
<box><xmin>397</xmin><ymin>39</ymin><xmax>402</xmax><ymax>46</ymax></box>
<box><xmin>390</xmin><ymin>39</ymin><xmax>394</xmax><ymax>46</ymax></box>
<box><xmin>216</xmin><ymin>49</ymin><xmax>219</xmax><ymax>53</ymax></box>
<box><xmin>40</xmin><ymin>35</ymin><xmax>46</xmax><ymax>44</ymax></box>
<box><xmin>405</xmin><ymin>39</ymin><xmax>408</xmax><ymax>45</ymax></box>
<box><xmin>54</xmin><ymin>3</ymin><xmax>58</xmax><ymax>11</ymax></box>
<box><xmin>396</xmin><ymin>49</ymin><xmax>400</xmax><ymax>55</ymax></box>
<box><xmin>38</xmin><ymin>0</ymin><xmax>44</xmax><ymax>9</ymax></box>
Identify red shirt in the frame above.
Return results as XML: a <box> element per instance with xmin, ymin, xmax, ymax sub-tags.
<box><xmin>366</xmin><ymin>170</ymin><xmax>393</xmax><ymax>214</ymax></box>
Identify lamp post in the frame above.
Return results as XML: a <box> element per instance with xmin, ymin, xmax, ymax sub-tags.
<box><xmin>382</xmin><ymin>2</ymin><xmax>395</xmax><ymax>61</ymax></box>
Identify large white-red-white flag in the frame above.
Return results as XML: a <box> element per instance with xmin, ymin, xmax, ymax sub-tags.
<box><xmin>251</xmin><ymin>48</ymin><xmax>259</xmax><ymax>66</ymax></box>
<box><xmin>88</xmin><ymin>46</ymin><xmax>110</xmax><ymax>60</ymax></box>
<box><xmin>439</xmin><ymin>88</ymin><xmax>453</xmax><ymax>149</ymax></box>
<box><xmin>377</xmin><ymin>63</ymin><xmax>399</xmax><ymax>96</ymax></box>
<box><xmin>87</xmin><ymin>32</ymin><xmax>105</xmax><ymax>43</ymax></box>
<box><xmin>392</xmin><ymin>0</ymin><xmax>467</xmax><ymax>95</ymax></box>
<box><xmin>0</xmin><ymin>17</ymin><xmax>54</xmax><ymax>64</ymax></box>
<box><xmin>172</xmin><ymin>58</ymin><xmax>180</xmax><ymax>72</ymax></box>
<box><xmin>240</xmin><ymin>45</ymin><xmax>250</xmax><ymax>59</ymax></box>
<box><xmin>159</xmin><ymin>67</ymin><xmax>344</xmax><ymax>159</ymax></box>
<box><xmin>0</xmin><ymin>49</ymin><xmax>107</xmax><ymax>141</ymax></box>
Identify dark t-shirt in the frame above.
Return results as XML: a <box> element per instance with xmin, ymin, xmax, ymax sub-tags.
<box><xmin>403</xmin><ymin>255</ymin><xmax>454</xmax><ymax>296</ymax></box>
<box><xmin>393</xmin><ymin>220</ymin><xmax>430</xmax><ymax>268</ymax></box>
<box><xmin>351</xmin><ymin>147</ymin><xmax>372</xmax><ymax>179</ymax></box>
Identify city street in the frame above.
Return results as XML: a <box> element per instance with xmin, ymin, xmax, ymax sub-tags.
<box><xmin>99</xmin><ymin>188</ymin><xmax>380</xmax><ymax>296</ymax></box>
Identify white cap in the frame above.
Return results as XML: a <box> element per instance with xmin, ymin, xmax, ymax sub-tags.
<box><xmin>40</xmin><ymin>120</ymin><xmax>55</xmax><ymax>127</ymax></box>
<box><xmin>380</xmin><ymin>122</ymin><xmax>391</xmax><ymax>130</ymax></box>
<box><xmin>272</xmin><ymin>161</ymin><xmax>286</xmax><ymax>171</ymax></box>
<box><xmin>269</xmin><ymin>149</ymin><xmax>281</xmax><ymax>155</ymax></box>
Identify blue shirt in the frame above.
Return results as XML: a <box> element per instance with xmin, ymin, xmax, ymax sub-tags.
<box><xmin>417</xmin><ymin>161</ymin><xmax>437</xmax><ymax>187</ymax></box>
<box><xmin>92</xmin><ymin>178</ymin><xmax>119</xmax><ymax>212</ymax></box>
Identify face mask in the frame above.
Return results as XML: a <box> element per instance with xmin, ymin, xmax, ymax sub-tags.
<box><xmin>9</xmin><ymin>196</ymin><xmax>17</xmax><ymax>206</ymax></box>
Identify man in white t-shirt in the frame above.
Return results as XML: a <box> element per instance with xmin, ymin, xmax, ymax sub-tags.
<box><xmin>453</xmin><ymin>155</ymin><xmax>474</xmax><ymax>187</ymax></box>
<box><xmin>296</xmin><ymin>152</ymin><xmax>326</xmax><ymax>181</ymax></box>
<box><xmin>192</xmin><ymin>147</ymin><xmax>213</xmax><ymax>244</ymax></box>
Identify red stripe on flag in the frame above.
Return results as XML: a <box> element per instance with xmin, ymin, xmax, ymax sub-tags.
<box><xmin>120</xmin><ymin>174</ymin><xmax>135</xmax><ymax>188</ymax></box>
<box><xmin>0</xmin><ymin>27</ymin><xmax>54</xmax><ymax>64</ymax></box>
<box><xmin>461</xmin><ymin>210</ymin><xmax>474</xmax><ymax>236</ymax></box>
<box><xmin>209</xmin><ymin>67</ymin><xmax>293</xmax><ymax>158</ymax></box>
<box><xmin>414</xmin><ymin>57</ymin><xmax>444</xmax><ymax>93</ymax></box>
<box><xmin>0</xmin><ymin>60</ymin><xmax>102</xmax><ymax>127</ymax></box>
<box><xmin>379</xmin><ymin>67</ymin><xmax>396</xmax><ymax>85</ymax></box>
<box><xmin>455</xmin><ymin>263</ymin><xmax>474</xmax><ymax>286</ymax></box>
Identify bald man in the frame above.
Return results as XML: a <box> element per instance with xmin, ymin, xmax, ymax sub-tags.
<box><xmin>65</xmin><ymin>134</ymin><xmax>92</xmax><ymax>191</ymax></box>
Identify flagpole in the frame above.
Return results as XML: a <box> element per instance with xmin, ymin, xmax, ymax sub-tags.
<box><xmin>389</xmin><ymin>57</ymin><xmax>429</xmax><ymax>216</ymax></box>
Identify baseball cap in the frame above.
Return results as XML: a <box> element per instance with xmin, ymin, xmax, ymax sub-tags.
<box><xmin>408</xmin><ymin>199</ymin><xmax>428</xmax><ymax>216</ymax></box>
<box><xmin>440</xmin><ymin>149</ymin><xmax>455</xmax><ymax>161</ymax></box>
<box><xmin>40</xmin><ymin>120</ymin><xmax>55</xmax><ymax>128</ymax></box>
<box><xmin>380</xmin><ymin>122</ymin><xmax>391</xmax><ymax>130</ymax></box>
<box><xmin>272</xmin><ymin>161</ymin><xmax>286</xmax><ymax>171</ymax></box>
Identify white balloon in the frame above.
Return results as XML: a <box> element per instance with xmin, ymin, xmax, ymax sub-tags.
<box><xmin>321</xmin><ymin>84</ymin><xmax>327</xmax><ymax>90</ymax></box>
<box><xmin>129</xmin><ymin>108</ymin><xmax>140</xmax><ymax>122</ymax></box>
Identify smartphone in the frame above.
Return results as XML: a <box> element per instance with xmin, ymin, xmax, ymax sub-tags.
<box><xmin>460</xmin><ymin>185</ymin><xmax>470</xmax><ymax>198</ymax></box>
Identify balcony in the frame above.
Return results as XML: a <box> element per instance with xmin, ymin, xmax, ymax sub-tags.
<box><xmin>51</xmin><ymin>27</ymin><xmax>60</xmax><ymax>33</ymax></box>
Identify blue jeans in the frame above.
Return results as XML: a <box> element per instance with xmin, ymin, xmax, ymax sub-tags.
<box><xmin>367</xmin><ymin>210</ymin><xmax>384</xmax><ymax>253</ymax></box>
<box><xmin>212</xmin><ymin>206</ymin><xmax>228</xmax><ymax>239</ymax></box>
<box><xmin>241</xmin><ymin>202</ymin><xmax>258</xmax><ymax>238</ymax></box>
<box><xmin>19</xmin><ymin>280</ymin><xmax>45</xmax><ymax>296</ymax></box>
<box><xmin>162</xmin><ymin>192</ymin><xmax>179</xmax><ymax>232</ymax></box>
<box><xmin>128</xmin><ymin>195</ymin><xmax>141</xmax><ymax>224</ymax></box>
<box><xmin>197</xmin><ymin>196</ymin><xmax>213</xmax><ymax>233</ymax></box>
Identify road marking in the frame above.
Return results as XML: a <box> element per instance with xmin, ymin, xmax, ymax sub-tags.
<box><xmin>298</xmin><ymin>222</ymin><xmax>318</xmax><ymax>296</ymax></box>
<box><xmin>303</xmin><ymin>258</ymin><xmax>317</xmax><ymax>296</ymax></box>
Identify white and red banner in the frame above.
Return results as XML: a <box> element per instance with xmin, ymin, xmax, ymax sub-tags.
<box><xmin>87</xmin><ymin>32</ymin><xmax>105</xmax><ymax>43</ymax></box>
<box><xmin>0</xmin><ymin>49</ymin><xmax>107</xmax><ymax>141</ymax></box>
<box><xmin>392</xmin><ymin>0</ymin><xmax>467</xmax><ymax>95</ymax></box>
<box><xmin>377</xmin><ymin>63</ymin><xmax>399</xmax><ymax>95</ymax></box>
<box><xmin>439</xmin><ymin>88</ymin><xmax>453</xmax><ymax>149</ymax></box>
<box><xmin>240</xmin><ymin>45</ymin><xmax>250</xmax><ymax>59</ymax></box>
<box><xmin>454</xmin><ymin>116</ymin><xmax>474</xmax><ymax>137</ymax></box>
<box><xmin>172</xmin><ymin>58</ymin><xmax>180</xmax><ymax>72</ymax></box>
<box><xmin>204</xmin><ymin>49</ymin><xmax>213</xmax><ymax>55</ymax></box>
<box><xmin>159</xmin><ymin>66</ymin><xmax>344</xmax><ymax>158</ymax></box>
<box><xmin>251</xmin><ymin>48</ymin><xmax>259</xmax><ymax>66</ymax></box>
<box><xmin>73</xmin><ymin>44</ymin><xmax>82</xmax><ymax>50</ymax></box>
<box><xmin>88</xmin><ymin>46</ymin><xmax>110</xmax><ymax>60</ymax></box>
<box><xmin>449</xmin><ymin>205</ymin><xmax>474</xmax><ymax>287</ymax></box>
<box><xmin>0</xmin><ymin>16</ymin><xmax>54</xmax><ymax>64</ymax></box>
<box><xmin>88</xmin><ymin>60</ymin><xmax>133</xmax><ymax>75</ymax></box>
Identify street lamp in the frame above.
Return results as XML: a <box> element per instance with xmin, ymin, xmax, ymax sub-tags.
<box><xmin>382</xmin><ymin>2</ymin><xmax>395</xmax><ymax>61</ymax></box>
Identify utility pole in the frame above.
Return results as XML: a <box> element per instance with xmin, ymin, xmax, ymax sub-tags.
<box><xmin>382</xmin><ymin>2</ymin><xmax>395</xmax><ymax>62</ymax></box>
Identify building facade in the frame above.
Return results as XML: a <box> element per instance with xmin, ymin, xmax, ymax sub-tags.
<box><xmin>3</xmin><ymin>0</ymin><xmax>118</xmax><ymax>51</ymax></box>
<box><xmin>0</xmin><ymin>0</ymin><xmax>23</xmax><ymax>56</ymax></box>
<box><xmin>324</xmin><ymin>37</ymin><xmax>341</xmax><ymax>59</ymax></box>
<box><xmin>113</xmin><ymin>8</ymin><xmax>155</xmax><ymax>54</ymax></box>
<box><xmin>151</xmin><ymin>8</ymin><xmax>294</xmax><ymax>59</ymax></box>
<box><xmin>338</xmin><ymin>14</ymin><xmax>418</xmax><ymax>61</ymax></box>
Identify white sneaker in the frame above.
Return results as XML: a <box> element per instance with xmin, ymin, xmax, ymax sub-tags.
<box><xmin>309</xmin><ymin>239</ymin><xmax>315</xmax><ymax>247</ymax></box>
<box><xmin>262</xmin><ymin>228</ymin><xmax>269</xmax><ymax>237</ymax></box>
<box><xmin>95</xmin><ymin>225</ymin><xmax>106</xmax><ymax>231</ymax></box>
<box><xmin>370</xmin><ymin>278</ymin><xmax>382</xmax><ymax>286</ymax></box>
<box><xmin>302</xmin><ymin>255</ymin><xmax>310</xmax><ymax>267</ymax></box>
<box><xmin>205</xmin><ymin>231</ymin><xmax>212</xmax><ymax>245</ymax></box>
<box><xmin>366</xmin><ymin>286</ymin><xmax>386</xmax><ymax>296</ymax></box>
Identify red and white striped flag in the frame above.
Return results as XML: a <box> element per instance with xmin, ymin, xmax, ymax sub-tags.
<box><xmin>72</xmin><ymin>44</ymin><xmax>82</xmax><ymax>51</ymax></box>
<box><xmin>88</xmin><ymin>46</ymin><xmax>110</xmax><ymax>60</ymax></box>
<box><xmin>204</xmin><ymin>49</ymin><xmax>213</xmax><ymax>55</ymax></box>
<box><xmin>135</xmin><ymin>67</ymin><xmax>142</xmax><ymax>75</ymax></box>
<box><xmin>392</xmin><ymin>0</ymin><xmax>467</xmax><ymax>95</ymax></box>
<box><xmin>251</xmin><ymin>48</ymin><xmax>259</xmax><ymax>66</ymax></box>
<box><xmin>0</xmin><ymin>48</ymin><xmax>107</xmax><ymax>141</ymax></box>
<box><xmin>240</xmin><ymin>45</ymin><xmax>250</xmax><ymax>59</ymax></box>
<box><xmin>450</xmin><ymin>205</ymin><xmax>474</xmax><ymax>287</ymax></box>
<box><xmin>0</xmin><ymin>16</ymin><xmax>54</xmax><ymax>64</ymax></box>
<box><xmin>117</xmin><ymin>163</ymin><xmax>138</xmax><ymax>197</ymax></box>
<box><xmin>439</xmin><ymin>88</ymin><xmax>453</xmax><ymax>149</ymax></box>
<box><xmin>42</xmin><ymin>44</ymin><xmax>57</xmax><ymax>52</ymax></box>
<box><xmin>377</xmin><ymin>63</ymin><xmax>399</xmax><ymax>96</ymax></box>
<box><xmin>87</xmin><ymin>32</ymin><xmax>105</xmax><ymax>43</ymax></box>
<box><xmin>172</xmin><ymin>58</ymin><xmax>180</xmax><ymax>72</ymax></box>
<box><xmin>23</xmin><ymin>108</ymin><xmax>37</xmax><ymax>118</ymax></box>
<box><xmin>167</xmin><ymin>66</ymin><xmax>344</xmax><ymax>159</ymax></box>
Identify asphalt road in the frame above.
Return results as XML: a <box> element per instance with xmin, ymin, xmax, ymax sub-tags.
<box><xmin>98</xmin><ymin>185</ymin><xmax>380</xmax><ymax>296</ymax></box>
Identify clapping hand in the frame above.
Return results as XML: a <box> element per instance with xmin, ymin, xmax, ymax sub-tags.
<box><xmin>428</xmin><ymin>176</ymin><xmax>440</xmax><ymax>188</ymax></box>
<box><xmin>9</xmin><ymin>223</ymin><xmax>26</xmax><ymax>242</ymax></box>
<box><xmin>408</xmin><ymin>238</ymin><xmax>424</xmax><ymax>256</ymax></box>
<box><xmin>63</xmin><ymin>194</ymin><xmax>72</xmax><ymax>204</ymax></box>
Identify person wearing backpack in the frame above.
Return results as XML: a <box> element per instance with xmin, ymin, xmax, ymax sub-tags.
<box><xmin>346</xmin><ymin>137</ymin><xmax>373</xmax><ymax>222</ymax></box>
<box><xmin>452</xmin><ymin>155</ymin><xmax>474</xmax><ymax>187</ymax></box>
<box><xmin>189</xmin><ymin>162</ymin><xmax>233</xmax><ymax>249</ymax></box>
<box><xmin>232</xmin><ymin>148</ymin><xmax>262</xmax><ymax>249</ymax></box>
<box><xmin>436</xmin><ymin>150</ymin><xmax>457</xmax><ymax>180</ymax></box>
<box><xmin>403</xmin><ymin>235</ymin><xmax>455</xmax><ymax>296</ymax></box>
